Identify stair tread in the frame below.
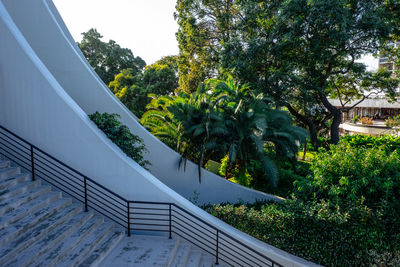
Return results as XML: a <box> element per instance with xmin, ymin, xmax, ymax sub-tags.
<box><xmin>4</xmin><ymin>205</ymin><xmax>89</xmax><ymax>266</ymax></box>
<box><xmin>0</xmin><ymin>167</ymin><xmax>20</xmax><ymax>179</ymax></box>
<box><xmin>0</xmin><ymin>184</ymin><xmax>51</xmax><ymax>215</ymax></box>
<box><xmin>0</xmin><ymin>160</ymin><xmax>11</xmax><ymax>169</ymax></box>
<box><xmin>77</xmin><ymin>227</ymin><xmax>125</xmax><ymax>267</ymax></box>
<box><xmin>0</xmin><ymin>179</ymin><xmax>40</xmax><ymax>201</ymax></box>
<box><xmin>32</xmin><ymin>214</ymin><xmax>103</xmax><ymax>267</ymax></box>
<box><xmin>186</xmin><ymin>249</ymin><xmax>202</xmax><ymax>267</ymax></box>
<box><xmin>0</xmin><ymin>172</ymin><xmax>29</xmax><ymax>189</ymax></box>
<box><xmin>0</xmin><ymin>196</ymin><xmax>70</xmax><ymax>245</ymax></box>
<box><xmin>0</xmin><ymin>190</ymin><xmax>59</xmax><ymax>229</ymax></box>
<box><xmin>170</xmin><ymin>241</ymin><xmax>191</xmax><ymax>267</ymax></box>
<box><xmin>99</xmin><ymin>235</ymin><xmax>177</xmax><ymax>267</ymax></box>
<box><xmin>57</xmin><ymin>217</ymin><xmax>114</xmax><ymax>265</ymax></box>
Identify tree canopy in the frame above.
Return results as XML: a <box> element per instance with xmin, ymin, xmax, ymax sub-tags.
<box><xmin>78</xmin><ymin>28</ymin><xmax>146</xmax><ymax>85</ymax></box>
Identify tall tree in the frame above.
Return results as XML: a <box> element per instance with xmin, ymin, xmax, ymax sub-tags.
<box><xmin>175</xmin><ymin>0</ymin><xmax>400</xmax><ymax>146</ymax></box>
<box><xmin>78</xmin><ymin>28</ymin><xmax>146</xmax><ymax>85</ymax></box>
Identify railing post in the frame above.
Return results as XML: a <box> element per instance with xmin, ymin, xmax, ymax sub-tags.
<box><xmin>127</xmin><ymin>202</ymin><xmax>131</xmax><ymax>237</ymax></box>
<box><xmin>216</xmin><ymin>229</ymin><xmax>219</xmax><ymax>265</ymax></box>
<box><xmin>84</xmin><ymin>177</ymin><xmax>88</xmax><ymax>212</ymax></box>
<box><xmin>30</xmin><ymin>145</ymin><xmax>35</xmax><ymax>181</ymax></box>
<box><xmin>169</xmin><ymin>204</ymin><xmax>172</xmax><ymax>239</ymax></box>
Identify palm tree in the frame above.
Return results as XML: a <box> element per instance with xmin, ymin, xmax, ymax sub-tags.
<box><xmin>209</xmin><ymin>77</ymin><xmax>307</xmax><ymax>187</ymax></box>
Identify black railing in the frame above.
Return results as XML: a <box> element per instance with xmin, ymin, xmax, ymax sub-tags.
<box><xmin>0</xmin><ymin>124</ymin><xmax>283</xmax><ymax>267</ymax></box>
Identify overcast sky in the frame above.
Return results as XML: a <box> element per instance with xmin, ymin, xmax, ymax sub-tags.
<box><xmin>53</xmin><ymin>0</ymin><xmax>378</xmax><ymax>69</ymax></box>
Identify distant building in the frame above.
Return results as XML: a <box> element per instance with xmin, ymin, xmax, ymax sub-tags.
<box><xmin>379</xmin><ymin>41</ymin><xmax>399</xmax><ymax>73</ymax></box>
<box><xmin>329</xmin><ymin>98</ymin><xmax>400</xmax><ymax>121</ymax></box>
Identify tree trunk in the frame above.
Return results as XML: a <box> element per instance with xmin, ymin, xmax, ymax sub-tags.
<box><xmin>330</xmin><ymin>108</ymin><xmax>342</xmax><ymax>145</ymax></box>
<box><xmin>286</xmin><ymin>104</ymin><xmax>320</xmax><ymax>149</ymax></box>
<box><xmin>302</xmin><ymin>143</ymin><xmax>307</xmax><ymax>160</ymax></box>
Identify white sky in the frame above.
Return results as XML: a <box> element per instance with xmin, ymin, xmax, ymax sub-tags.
<box><xmin>53</xmin><ymin>0</ymin><xmax>379</xmax><ymax>69</ymax></box>
<box><xmin>53</xmin><ymin>0</ymin><xmax>179</xmax><ymax>65</ymax></box>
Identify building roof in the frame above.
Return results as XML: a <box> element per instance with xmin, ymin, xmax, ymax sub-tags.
<box><xmin>329</xmin><ymin>98</ymin><xmax>400</xmax><ymax>109</ymax></box>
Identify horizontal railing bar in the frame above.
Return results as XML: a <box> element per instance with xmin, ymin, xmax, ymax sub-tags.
<box><xmin>130</xmin><ymin>228</ymin><xmax>169</xmax><ymax>233</ymax></box>
<box><xmin>173</xmin><ymin>228</ymin><xmax>215</xmax><ymax>250</ymax></box>
<box><xmin>86</xmin><ymin>204</ymin><xmax>127</xmax><ymax>228</ymax></box>
<box><xmin>0</xmin><ymin>130</ymin><xmax>30</xmax><ymax>150</ymax></box>
<box><xmin>218</xmin><ymin>232</ymin><xmax>280</xmax><ymax>265</ymax></box>
<box><xmin>172</xmin><ymin>231</ymin><xmax>216</xmax><ymax>256</ymax></box>
<box><xmin>219</xmin><ymin>244</ymin><xmax>264</xmax><ymax>267</ymax></box>
<box><xmin>131</xmin><ymin>212</ymin><xmax>168</xmax><ymax>217</ymax></box>
<box><xmin>87</xmin><ymin>196</ymin><xmax>127</xmax><ymax>219</ymax></box>
<box><xmin>129</xmin><ymin>217</ymin><xmax>170</xmax><ymax>222</ymax></box>
<box><xmin>86</xmin><ymin>186</ymin><xmax>127</xmax><ymax>208</ymax></box>
<box><xmin>131</xmin><ymin>222</ymin><xmax>169</xmax><ymax>227</ymax></box>
<box><xmin>34</xmin><ymin>152</ymin><xmax>83</xmax><ymax>181</ymax></box>
<box><xmin>172</xmin><ymin>210</ymin><xmax>215</xmax><ymax>235</ymax></box>
<box><xmin>130</xmin><ymin>206</ymin><xmax>169</xmax><ymax>211</ymax></box>
<box><xmin>86</xmin><ymin>199</ymin><xmax>127</xmax><ymax>222</ymax></box>
<box><xmin>129</xmin><ymin>200</ymin><xmax>171</xmax><ymax>205</ymax></box>
<box><xmin>217</xmin><ymin>251</ymin><xmax>245</xmax><ymax>267</ymax></box>
<box><xmin>0</xmin><ymin>127</ymin><xmax>128</xmax><ymax>204</ymax></box>
<box><xmin>172</xmin><ymin>204</ymin><xmax>216</xmax><ymax>231</ymax></box>
<box><xmin>86</xmin><ymin>183</ymin><xmax>127</xmax><ymax>207</ymax></box>
<box><xmin>0</xmin><ymin>141</ymin><xmax>30</xmax><ymax>161</ymax></box>
<box><xmin>172</xmin><ymin>219</ymin><xmax>216</xmax><ymax>243</ymax></box>
<box><xmin>34</xmin><ymin>158</ymin><xmax>83</xmax><ymax>187</ymax></box>
<box><xmin>35</xmin><ymin>168</ymin><xmax>84</xmax><ymax>194</ymax></box>
<box><xmin>36</xmin><ymin>174</ymin><xmax>84</xmax><ymax>201</ymax></box>
<box><xmin>0</xmin><ymin>151</ymin><xmax>31</xmax><ymax>169</ymax></box>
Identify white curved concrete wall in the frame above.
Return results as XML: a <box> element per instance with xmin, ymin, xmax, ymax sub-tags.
<box><xmin>0</xmin><ymin>2</ymin><xmax>319</xmax><ymax>266</ymax></box>
<box><xmin>2</xmin><ymin>0</ymin><xmax>280</xmax><ymax>204</ymax></box>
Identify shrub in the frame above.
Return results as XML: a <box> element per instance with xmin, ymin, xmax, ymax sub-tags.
<box><xmin>203</xmin><ymin>199</ymin><xmax>400</xmax><ymax>266</ymax></box>
<box><xmin>360</xmin><ymin>117</ymin><xmax>373</xmax><ymax>125</ymax></box>
<box><xmin>340</xmin><ymin>134</ymin><xmax>400</xmax><ymax>153</ymax></box>
<box><xmin>89</xmin><ymin>112</ymin><xmax>150</xmax><ymax>169</ymax></box>
<box><xmin>294</xmin><ymin>142</ymin><xmax>400</xmax><ymax>209</ymax></box>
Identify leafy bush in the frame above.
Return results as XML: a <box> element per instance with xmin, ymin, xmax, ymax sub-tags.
<box><xmin>205</xmin><ymin>140</ymin><xmax>400</xmax><ymax>266</ymax></box>
<box><xmin>340</xmin><ymin>134</ymin><xmax>400</xmax><ymax>153</ymax></box>
<box><xmin>89</xmin><ymin>112</ymin><xmax>150</xmax><ymax>169</ymax></box>
<box><xmin>203</xmin><ymin>199</ymin><xmax>400</xmax><ymax>266</ymax></box>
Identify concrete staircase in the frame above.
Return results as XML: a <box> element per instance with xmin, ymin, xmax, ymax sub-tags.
<box><xmin>0</xmin><ymin>157</ymin><xmax>124</xmax><ymax>267</ymax></box>
<box><xmin>0</xmin><ymin>157</ymin><xmax>226</xmax><ymax>266</ymax></box>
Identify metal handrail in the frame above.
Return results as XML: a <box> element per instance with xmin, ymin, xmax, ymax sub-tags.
<box><xmin>0</xmin><ymin>124</ymin><xmax>283</xmax><ymax>267</ymax></box>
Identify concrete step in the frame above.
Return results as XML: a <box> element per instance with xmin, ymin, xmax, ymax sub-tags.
<box><xmin>0</xmin><ymin>190</ymin><xmax>59</xmax><ymax>230</ymax></box>
<box><xmin>0</xmin><ymin>159</ymin><xmax>11</xmax><ymax>169</ymax></box>
<box><xmin>0</xmin><ymin>179</ymin><xmax>40</xmax><ymax>202</ymax></box>
<box><xmin>99</xmin><ymin>235</ymin><xmax>178</xmax><ymax>267</ymax></box>
<box><xmin>0</xmin><ymin>196</ymin><xmax>70</xmax><ymax>248</ymax></box>
<box><xmin>0</xmin><ymin>172</ymin><xmax>30</xmax><ymax>191</ymax></box>
<box><xmin>32</xmin><ymin>214</ymin><xmax>103</xmax><ymax>267</ymax></box>
<box><xmin>198</xmin><ymin>254</ymin><xmax>215</xmax><ymax>267</ymax></box>
<box><xmin>0</xmin><ymin>202</ymin><xmax>81</xmax><ymax>265</ymax></box>
<box><xmin>169</xmin><ymin>239</ymin><xmax>192</xmax><ymax>267</ymax></box>
<box><xmin>6</xmin><ymin>206</ymin><xmax>91</xmax><ymax>267</ymax></box>
<box><xmin>0</xmin><ymin>166</ymin><xmax>20</xmax><ymax>179</ymax></box>
<box><xmin>0</xmin><ymin>184</ymin><xmax>51</xmax><ymax>215</ymax></box>
<box><xmin>77</xmin><ymin>226</ymin><xmax>125</xmax><ymax>267</ymax></box>
<box><xmin>186</xmin><ymin>248</ymin><xmax>202</xmax><ymax>267</ymax></box>
<box><xmin>57</xmin><ymin>217</ymin><xmax>114</xmax><ymax>266</ymax></box>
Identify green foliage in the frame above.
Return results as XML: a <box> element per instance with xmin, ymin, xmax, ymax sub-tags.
<box><xmin>141</xmin><ymin>76</ymin><xmax>306</xmax><ymax>185</ymax></box>
<box><xmin>89</xmin><ymin>112</ymin><xmax>150</xmax><ymax>169</ymax></box>
<box><xmin>109</xmin><ymin>56</ymin><xmax>179</xmax><ymax>117</ymax></box>
<box><xmin>78</xmin><ymin>29</ymin><xmax>145</xmax><ymax>85</ymax></box>
<box><xmin>340</xmin><ymin>134</ymin><xmax>400</xmax><ymax>153</ymax></box>
<box><xmin>386</xmin><ymin>115</ymin><xmax>400</xmax><ymax>128</ymax></box>
<box><xmin>175</xmin><ymin>0</ymin><xmax>400</xmax><ymax>146</ymax></box>
<box><xmin>203</xmin><ymin>199</ymin><xmax>400</xmax><ymax>266</ymax></box>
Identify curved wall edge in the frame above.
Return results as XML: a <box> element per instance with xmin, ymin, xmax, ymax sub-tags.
<box><xmin>5</xmin><ymin>0</ymin><xmax>281</xmax><ymax>204</ymax></box>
